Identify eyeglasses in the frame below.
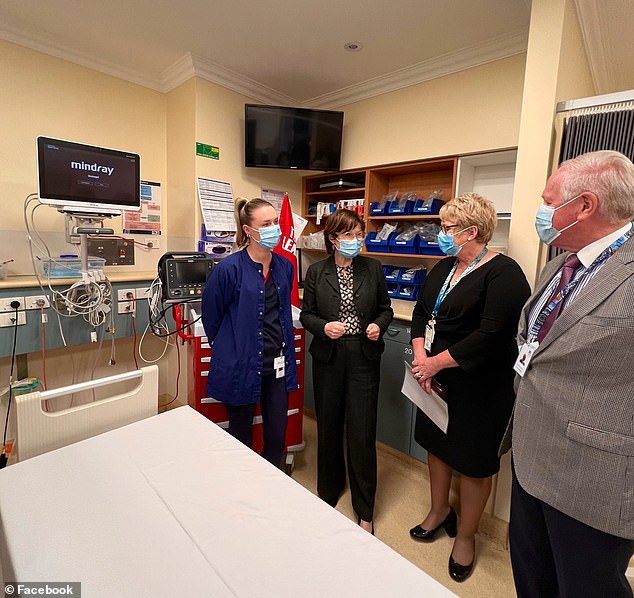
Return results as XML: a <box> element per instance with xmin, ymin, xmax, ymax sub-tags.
<box><xmin>440</xmin><ymin>224</ymin><xmax>461</xmax><ymax>235</ymax></box>
<box><xmin>338</xmin><ymin>231</ymin><xmax>365</xmax><ymax>241</ymax></box>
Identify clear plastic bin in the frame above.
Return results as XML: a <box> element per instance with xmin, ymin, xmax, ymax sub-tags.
<box><xmin>42</xmin><ymin>256</ymin><xmax>106</xmax><ymax>278</ymax></box>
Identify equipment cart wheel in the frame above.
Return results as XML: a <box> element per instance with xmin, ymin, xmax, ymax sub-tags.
<box><xmin>284</xmin><ymin>452</ymin><xmax>295</xmax><ymax>476</ymax></box>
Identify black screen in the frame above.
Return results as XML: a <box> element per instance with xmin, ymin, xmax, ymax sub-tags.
<box><xmin>245</xmin><ymin>104</ymin><xmax>343</xmax><ymax>171</ymax></box>
<box><xmin>37</xmin><ymin>137</ymin><xmax>140</xmax><ymax>210</ymax></box>
<box><xmin>173</xmin><ymin>260</ymin><xmax>209</xmax><ymax>284</ymax></box>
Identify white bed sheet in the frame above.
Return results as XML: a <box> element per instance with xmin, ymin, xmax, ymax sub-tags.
<box><xmin>0</xmin><ymin>406</ymin><xmax>456</xmax><ymax>597</ymax></box>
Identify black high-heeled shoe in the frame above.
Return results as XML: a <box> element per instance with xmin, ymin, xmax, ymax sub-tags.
<box><xmin>448</xmin><ymin>539</ymin><xmax>475</xmax><ymax>582</ymax></box>
<box><xmin>409</xmin><ymin>507</ymin><xmax>457</xmax><ymax>542</ymax></box>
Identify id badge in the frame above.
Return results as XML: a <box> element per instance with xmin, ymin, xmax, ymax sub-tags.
<box><xmin>514</xmin><ymin>341</ymin><xmax>538</xmax><ymax>377</ymax></box>
<box><xmin>274</xmin><ymin>355</ymin><xmax>285</xmax><ymax>379</ymax></box>
<box><xmin>424</xmin><ymin>320</ymin><xmax>435</xmax><ymax>352</ymax></box>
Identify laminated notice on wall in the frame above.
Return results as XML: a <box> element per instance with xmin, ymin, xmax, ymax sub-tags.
<box><xmin>197</xmin><ymin>177</ymin><xmax>236</xmax><ymax>232</ymax></box>
<box><xmin>123</xmin><ymin>180</ymin><xmax>162</xmax><ymax>235</ymax></box>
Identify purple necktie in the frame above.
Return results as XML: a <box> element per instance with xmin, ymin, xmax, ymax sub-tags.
<box><xmin>536</xmin><ymin>253</ymin><xmax>582</xmax><ymax>343</ymax></box>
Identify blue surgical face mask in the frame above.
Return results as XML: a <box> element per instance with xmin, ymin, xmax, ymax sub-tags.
<box><xmin>535</xmin><ymin>194</ymin><xmax>582</xmax><ymax>244</ymax></box>
<box><xmin>251</xmin><ymin>224</ymin><xmax>281</xmax><ymax>250</ymax></box>
<box><xmin>437</xmin><ymin>227</ymin><xmax>471</xmax><ymax>256</ymax></box>
<box><xmin>337</xmin><ymin>238</ymin><xmax>363</xmax><ymax>259</ymax></box>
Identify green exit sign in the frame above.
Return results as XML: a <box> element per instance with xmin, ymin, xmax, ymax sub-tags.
<box><xmin>196</xmin><ymin>142</ymin><xmax>219</xmax><ymax>159</ymax></box>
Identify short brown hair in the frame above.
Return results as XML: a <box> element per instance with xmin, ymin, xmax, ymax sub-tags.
<box><xmin>234</xmin><ymin>197</ymin><xmax>275</xmax><ymax>247</ymax></box>
<box><xmin>323</xmin><ymin>209</ymin><xmax>365</xmax><ymax>255</ymax></box>
<box><xmin>439</xmin><ymin>192</ymin><xmax>497</xmax><ymax>244</ymax></box>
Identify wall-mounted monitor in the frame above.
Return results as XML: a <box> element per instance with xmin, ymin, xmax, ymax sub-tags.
<box><xmin>37</xmin><ymin>137</ymin><xmax>141</xmax><ymax>215</ymax></box>
<box><xmin>245</xmin><ymin>104</ymin><xmax>343</xmax><ymax>171</ymax></box>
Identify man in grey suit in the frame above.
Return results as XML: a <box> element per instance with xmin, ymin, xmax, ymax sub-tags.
<box><xmin>504</xmin><ymin>150</ymin><xmax>634</xmax><ymax>597</ymax></box>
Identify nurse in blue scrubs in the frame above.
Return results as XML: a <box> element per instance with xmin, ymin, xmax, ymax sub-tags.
<box><xmin>202</xmin><ymin>198</ymin><xmax>298</xmax><ymax>466</ymax></box>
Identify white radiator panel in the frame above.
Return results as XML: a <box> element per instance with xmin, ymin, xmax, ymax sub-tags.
<box><xmin>16</xmin><ymin>366</ymin><xmax>158</xmax><ymax>461</ymax></box>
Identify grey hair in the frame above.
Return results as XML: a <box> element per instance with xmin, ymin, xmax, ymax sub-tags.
<box><xmin>558</xmin><ymin>150</ymin><xmax>634</xmax><ymax>223</ymax></box>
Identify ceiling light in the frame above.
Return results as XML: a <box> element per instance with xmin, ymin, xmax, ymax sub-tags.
<box><xmin>344</xmin><ymin>42</ymin><xmax>363</xmax><ymax>52</ymax></box>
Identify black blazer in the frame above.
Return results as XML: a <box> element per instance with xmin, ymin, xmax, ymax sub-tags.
<box><xmin>300</xmin><ymin>255</ymin><xmax>394</xmax><ymax>363</ymax></box>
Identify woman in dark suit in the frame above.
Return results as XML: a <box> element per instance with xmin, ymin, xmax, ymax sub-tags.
<box><xmin>300</xmin><ymin>209</ymin><xmax>393</xmax><ymax>533</ymax></box>
<box><xmin>408</xmin><ymin>193</ymin><xmax>530</xmax><ymax>582</ymax></box>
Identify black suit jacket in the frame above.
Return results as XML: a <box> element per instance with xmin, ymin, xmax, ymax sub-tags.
<box><xmin>300</xmin><ymin>255</ymin><xmax>394</xmax><ymax>363</ymax></box>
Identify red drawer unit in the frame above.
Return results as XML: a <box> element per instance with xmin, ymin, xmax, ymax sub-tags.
<box><xmin>188</xmin><ymin>329</ymin><xmax>305</xmax><ymax>455</ymax></box>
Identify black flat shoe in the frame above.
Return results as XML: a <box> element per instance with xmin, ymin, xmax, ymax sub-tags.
<box><xmin>448</xmin><ymin>545</ymin><xmax>475</xmax><ymax>582</ymax></box>
<box><xmin>357</xmin><ymin>516</ymin><xmax>374</xmax><ymax>536</ymax></box>
<box><xmin>409</xmin><ymin>507</ymin><xmax>457</xmax><ymax>542</ymax></box>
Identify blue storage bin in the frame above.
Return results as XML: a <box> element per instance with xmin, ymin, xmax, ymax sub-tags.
<box><xmin>418</xmin><ymin>240</ymin><xmax>445</xmax><ymax>256</ymax></box>
<box><xmin>365</xmin><ymin>231</ymin><xmax>393</xmax><ymax>252</ymax></box>
<box><xmin>383</xmin><ymin>265</ymin><xmax>403</xmax><ymax>281</ymax></box>
<box><xmin>370</xmin><ymin>201</ymin><xmax>389</xmax><ymax>215</ymax></box>
<box><xmin>413</xmin><ymin>198</ymin><xmax>443</xmax><ymax>215</ymax></box>
<box><xmin>387</xmin><ymin>199</ymin><xmax>414</xmax><ymax>215</ymax></box>
<box><xmin>389</xmin><ymin>234</ymin><xmax>420</xmax><ymax>254</ymax></box>
<box><xmin>386</xmin><ymin>282</ymin><xmax>400</xmax><ymax>298</ymax></box>
<box><xmin>398</xmin><ymin>267</ymin><xmax>426</xmax><ymax>285</ymax></box>
<box><xmin>396</xmin><ymin>284</ymin><xmax>421</xmax><ymax>301</ymax></box>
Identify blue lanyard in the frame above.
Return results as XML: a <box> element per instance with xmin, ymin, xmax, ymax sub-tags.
<box><xmin>528</xmin><ymin>229</ymin><xmax>634</xmax><ymax>342</ymax></box>
<box><xmin>431</xmin><ymin>246</ymin><xmax>488</xmax><ymax>320</ymax></box>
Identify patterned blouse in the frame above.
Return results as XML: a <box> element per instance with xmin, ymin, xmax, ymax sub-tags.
<box><xmin>336</xmin><ymin>265</ymin><xmax>362</xmax><ymax>335</ymax></box>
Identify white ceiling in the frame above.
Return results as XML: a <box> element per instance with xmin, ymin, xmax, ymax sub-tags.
<box><xmin>1</xmin><ymin>0</ymin><xmax>632</xmax><ymax>108</ymax></box>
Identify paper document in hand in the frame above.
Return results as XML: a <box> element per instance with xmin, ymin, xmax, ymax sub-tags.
<box><xmin>401</xmin><ymin>362</ymin><xmax>448</xmax><ymax>433</ymax></box>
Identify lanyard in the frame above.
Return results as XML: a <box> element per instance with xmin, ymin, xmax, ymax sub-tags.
<box><xmin>528</xmin><ymin>228</ymin><xmax>634</xmax><ymax>342</ymax></box>
<box><xmin>431</xmin><ymin>246</ymin><xmax>488</xmax><ymax>320</ymax></box>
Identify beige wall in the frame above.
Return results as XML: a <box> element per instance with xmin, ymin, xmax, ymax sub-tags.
<box><xmin>194</xmin><ymin>78</ymin><xmax>304</xmax><ymax>223</ymax></box>
<box><xmin>340</xmin><ymin>54</ymin><xmax>526</xmax><ymax>168</ymax></box>
<box><xmin>0</xmin><ymin>39</ymin><xmax>166</xmax><ymax>234</ymax></box>
<box><xmin>508</xmin><ymin>0</ymin><xmax>596</xmax><ymax>286</ymax></box>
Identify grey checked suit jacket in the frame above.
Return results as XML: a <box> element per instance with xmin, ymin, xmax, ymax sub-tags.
<box><xmin>502</xmin><ymin>234</ymin><xmax>634</xmax><ymax>540</ymax></box>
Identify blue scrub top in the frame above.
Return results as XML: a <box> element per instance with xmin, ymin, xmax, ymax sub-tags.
<box><xmin>201</xmin><ymin>248</ymin><xmax>299</xmax><ymax>406</ymax></box>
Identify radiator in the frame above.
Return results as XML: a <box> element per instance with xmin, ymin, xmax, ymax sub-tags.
<box><xmin>15</xmin><ymin>366</ymin><xmax>158</xmax><ymax>461</ymax></box>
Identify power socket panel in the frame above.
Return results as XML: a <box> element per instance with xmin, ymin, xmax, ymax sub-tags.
<box><xmin>117</xmin><ymin>289</ymin><xmax>136</xmax><ymax>302</ymax></box>
<box><xmin>117</xmin><ymin>301</ymin><xmax>136</xmax><ymax>315</ymax></box>
<box><xmin>0</xmin><ymin>311</ymin><xmax>26</xmax><ymax>327</ymax></box>
<box><xmin>25</xmin><ymin>295</ymin><xmax>51</xmax><ymax>310</ymax></box>
<box><xmin>0</xmin><ymin>296</ymin><xmax>25</xmax><ymax>312</ymax></box>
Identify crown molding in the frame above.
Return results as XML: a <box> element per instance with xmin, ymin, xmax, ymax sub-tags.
<box><xmin>305</xmin><ymin>30</ymin><xmax>529</xmax><ymax>109</ymax></box>
<box><xmin>161</xmin><ymin>52</ymin><xmax>295</xmax><ymax>104</ymax></box>
<box><xmin>573</xmin><ymin>0</ymin><xmax>609</xmax><ymax>93</ymax></box>
<box><xmin>0</xmin><ymin>24</ymin><xmax>164</xmax><ymax>92</ymax></box>
<box><xmin>2</xmin><ymin>24</ymin><xmax>528</xmax><ymax>107</ymax></box>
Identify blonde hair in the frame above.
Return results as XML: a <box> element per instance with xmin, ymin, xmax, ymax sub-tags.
<box><xmin>439</xmin><ymin>192</ymin><xmax>497</xmax><ymax>244</ymax></box>
<box><xmin>234</xmin><ymin>197</ymin><xmax>275</xmax><ymax>247</ymax></box>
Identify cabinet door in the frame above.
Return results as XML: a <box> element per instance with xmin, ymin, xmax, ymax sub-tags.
<box><xmin>377</xmin><ymin>323</ymin><xmax>414</xmax><ymax>454</ymax></box>
<box><xmin>303</xmin><ymin>331</ymin><xmax>315</xmax><ymax>410</ymax></box>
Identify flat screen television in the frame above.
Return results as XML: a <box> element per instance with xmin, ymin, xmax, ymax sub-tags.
<box><xmin>37</xmin><ymin>136</ymin><xmax>141</xmax><ymax>215</ymax></box>
<box><xmin>245</xmin><ymin>104</ymin><xmax>343</xmax><ymax>171</ymax></box>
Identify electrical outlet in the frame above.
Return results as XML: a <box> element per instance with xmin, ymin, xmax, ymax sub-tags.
<box><xmin>117</xmin><ymin>289</ymin><xmax>136</xmax><ymax>302</ymax></box>
<box><xmin>0</xmin><ymin>297</ymin><xmax>25</xmax><ymax>312</ymax></box>
<box><xmin>0</xmin><ymin>311</ymin><xmax>26</xmax><ymax>327</ymax></box>
<box><xmin>135</xmin><ymin>286</ymin><xmax>152</xmax><ymax>300</ymax></box>
<box><xmin>117</xmin><ymin>301</ymin><xmax>136</xmax><ymax>315</ymax></box>
<box><xmin>25</xmin><ymin>295</ymin><xmax>51</xmax><ymax>310</ymax></box>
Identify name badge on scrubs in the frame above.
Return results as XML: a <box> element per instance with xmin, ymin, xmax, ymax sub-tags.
<box><xmin>514</xmin><ymin>341</ymin><xmax>538</xmax><ymax>377</ymax></box>
<box><xmin>424</xmin><ymin>320</ymin><xmax>435</xmax><ymax>352</ymax></box>
<box><xmin>274</xmin><ymin>355</ymin><xmax>285</xmax><ymax>379</ymax></box>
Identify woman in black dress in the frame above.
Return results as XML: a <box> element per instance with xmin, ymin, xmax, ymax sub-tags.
<box><xmin>408</xmin><ymin>193</ymin><xmax>530</xmax><ymax>582</ymax></box>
